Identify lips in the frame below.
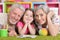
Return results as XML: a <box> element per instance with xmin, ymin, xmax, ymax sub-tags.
<box><xmin>39</xmin><ymin>20</ymin><xmax>43</xmax><ymax>23</ymax></box>
<box><xmin>10</xmin><ymin>18</ymin><xmax>17</xmax><ymax>23</ymax></box>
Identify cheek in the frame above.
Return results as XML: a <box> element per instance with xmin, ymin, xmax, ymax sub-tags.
<box><xmin>17</xmin><ymin>17</ymin><xmax>20</xmax><ymax>21</ymax></box>
<box><xmin>10</xmin><ymin>14</ymin><xmax>15</xmax><ymax>18</ymax></box>
<box><xmin>35</xmin><ymin>17</ymin><xmax>39</xmax><ymax>22</ymax></box>
<box><xmin>29</xmin><ymin>17</ymin><xmax>33</xmax><ymax>19</ymax></box>
<box><xmin>23</xmin><ymin>16</ymin><xmax>26</xmax><ymax>20</ymax></box>
<box><xmin>42</xmin><ymin>16</ymin><xmax>46</xmax><ymax>21</ymax></box>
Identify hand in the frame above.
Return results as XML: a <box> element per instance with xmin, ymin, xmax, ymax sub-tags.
<box><xmin>47</xmin><ymin>10</ymin><xmax>54</xmax><ymax>18</ymax></box>
<box><xmin>2</xmin><ymin>25</ymin><xmax>7</xmax><ymax>29</ymax></box>
<box><xmin>8</xmin><ymin>30</ymin><xmax>17</xmax><ymax>36</ymax></box>
<box><xmin>28</xmin><ymin>23</ymin><xmax>31</xmax><ymax>27</ymax></box>
<box><xmin>8</xmin><ymin>31</ymin><xmax>14</xmax><ymax>36</ymax></box>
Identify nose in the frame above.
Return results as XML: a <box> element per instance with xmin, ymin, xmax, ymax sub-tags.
<box><xmin>28</xmin><ymin>16</ymin><xmax>30</xmax><ymax>18</ymax></box>
<box><xmin>38</xmin><ymin>16</ymin><xmax>41</xmax><ymax>20</ymax></box>
<box><xmin>14</xmin><ymin>15</ymin><xmax>19</xmax><ymax>21</ymax></box>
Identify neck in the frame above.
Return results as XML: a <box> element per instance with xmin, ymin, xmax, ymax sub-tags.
<box><xmin>42</xmin><ymin>22</ymin><xmax>47</xmax><ymax>28</ymax></box>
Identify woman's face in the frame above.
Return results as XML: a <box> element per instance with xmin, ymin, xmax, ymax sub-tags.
<box><xmin>35</xmin><ymin>9</ymin><xmax>47</xmax><ymax>25</ymax></box>
<box><xmin>23</xmin><ymin>10</ymin><xmax>33</xmax><ymax>23</ymax></box>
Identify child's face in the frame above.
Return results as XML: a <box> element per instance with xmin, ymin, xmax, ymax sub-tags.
<box><xmin>23</xmin><ymin>10</ymin><xmax>33</xmax><ymax>23</ymax></box>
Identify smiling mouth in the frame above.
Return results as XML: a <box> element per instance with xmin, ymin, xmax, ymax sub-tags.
<box><xmin>37</xmin><ymin>20</ymin><xmax>44</xmax><ymax>24</ymax></box>
<box><xmin>11</xmin><ymin>19</ymin><xmax>17</xmax><ymax>22</ymax></box>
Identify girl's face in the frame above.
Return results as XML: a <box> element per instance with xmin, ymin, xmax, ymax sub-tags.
<box><xmin>35</xmin><ymin>9</ymin><xmax>47</xmax><ymax>25</ymax></box>
<box><xmin>23</xmin><ymin>10</ymin><xmax>33</xmax><ymax>23</ymax></box>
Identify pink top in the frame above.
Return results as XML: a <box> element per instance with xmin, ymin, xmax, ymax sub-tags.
<box><xmin>17</xmin><ymin>21</ymin><xmax>34</xmax><ymax>34</ymax></box>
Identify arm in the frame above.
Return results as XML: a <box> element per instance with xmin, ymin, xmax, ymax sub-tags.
<box><xmin>8</xmin><ymin>25</ymin><xmax>17</xmax><ymax>36</ymax></box>
<box><xmin>47</xmin><ymin>11</ymin><xmax>59</xmax><ymax>36</ymax></box>
<box><xmin>28</xmin><ymin>24</ymin><xmax>36</xmax><ymax>35</ymax></box>
<box><xmin>18</xmin><ymin>24</ymin><xmax>28</xmax><ymax>35</ymax></box>
<box><xmin>47</xmin><ymin>17</ymin><xmax>59</xmax><ymax>36</ymax></box>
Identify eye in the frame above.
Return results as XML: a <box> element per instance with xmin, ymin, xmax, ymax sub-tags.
<box><xmin>25</xmin><ymin>14</ymin><xmax>28</xmax><ymax>17</ymax></box>
<box><xmin>35</xmin><ymin>15</ymin><xmax>38</xmax><ymax>17</ymax></box>
<box><xmin>14</xmin><ymin>12</ymin><xmax>16</xmax><ymax>15</ymax></box>
<box><xmin>18</xmin><ymin>15</ymin><xmax>20</xmax><ymax>17</ymax></box>
<box><xmin>30</xmin><ymin>15</ymin><xmax>33</xmax><ymax>17</ymax></box>
<box><xmin>40</xmin><ymin>14</ymin><xmax>43</xmax><ymax>16</ymax></box>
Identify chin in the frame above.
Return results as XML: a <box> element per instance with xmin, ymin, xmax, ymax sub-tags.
<box><xmin>40</xmin><ymin>23</ymin><xmax>44</xmax><ymax>25</ymax></box>
<box><xmin>9</xmin><ymin>20</ymin><xmax>17</xmax><ymax>25</ymax></box>
<box><xmin>39</xmin><ymin>22</ymin><xmax>45</xmax><ymax>25</ymax></box>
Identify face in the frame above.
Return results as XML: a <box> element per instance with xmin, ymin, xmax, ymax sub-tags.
<box><xmin>35</xmin><ymin>9</ymin><xmax>47</xmax><ymax>25</ymax></box>
<box><xmin>9</xmin><ymin>8</ymin><xmax>24</xmax><ymax>24</ymax></box>
<box><xmin>23</xmin><ymin>10</ymin><xmax>33</xmax><ymax>23</ymax></box>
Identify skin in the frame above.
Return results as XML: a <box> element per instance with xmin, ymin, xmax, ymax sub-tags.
<box><xmin>35</xmin><ymin>9</ymin><xmax>59</xmax><ymax>36</ymax></box>
<box><xmin>35</xmin><ymin>9</ymin><xmax>47</xmax><ymax>25</ymax></box>
<box><xmin>18</xmin><ymin>10</ymin><xmax>36</xmax><ymax>35</ymax></box>
<box><xmin>8</xmin><ymin>8</ymin><xmax>24</xmax><ymax>25</ymax></box>
<box><xmin>8</xmin><ymin>8</ymin><xmax>24</xmax><ymax>36</ymax></box>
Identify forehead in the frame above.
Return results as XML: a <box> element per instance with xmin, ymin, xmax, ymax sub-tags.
<box><xmin>25</xmin><ymin>10</ymin><xmax>33</xmax><ymax>15</ymax></box>
<box><xmin>11</xmin><ymin>8</ymin><xmax>23</xmax><ymax>16</ymax></box>
<box><xmin>14</xmin><ymin>8</ymin><xmax>23</xmax><ymax>12</ymax></box>
<box><xmin>35</xmin><ymin>9</ymin><xmax>45</xmax><ymax>15</ymax></box>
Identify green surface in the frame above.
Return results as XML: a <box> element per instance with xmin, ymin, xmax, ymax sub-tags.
<box><xmin>0</xmin><ymin>34</ymin><xmax>60</xmax><ymax>40</ymax></box>
<box><xmin>0</xmin><ymin>29</ymin><xmax>8</xmax><ymax>37</ymax></box>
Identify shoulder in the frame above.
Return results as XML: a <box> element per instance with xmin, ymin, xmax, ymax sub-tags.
<box><xmin>17</xmin><ymin>21</ymin><xmax>24</xmax><ymax>27</ymax></box>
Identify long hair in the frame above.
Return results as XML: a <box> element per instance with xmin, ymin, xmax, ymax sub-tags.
<box><xmin>21</xmin><ymin>8</ymin><xmax>35</xmax><ymax>24</ymax></box>
<box><xmin>15</xmin><ymin>8</ymin><xmax>35</xmax><ymax>34</ymax></box>
<box><xmin>34</xmin><ymin>5</ymin><xmax>50</xmax><ymax>35</ymax></box>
